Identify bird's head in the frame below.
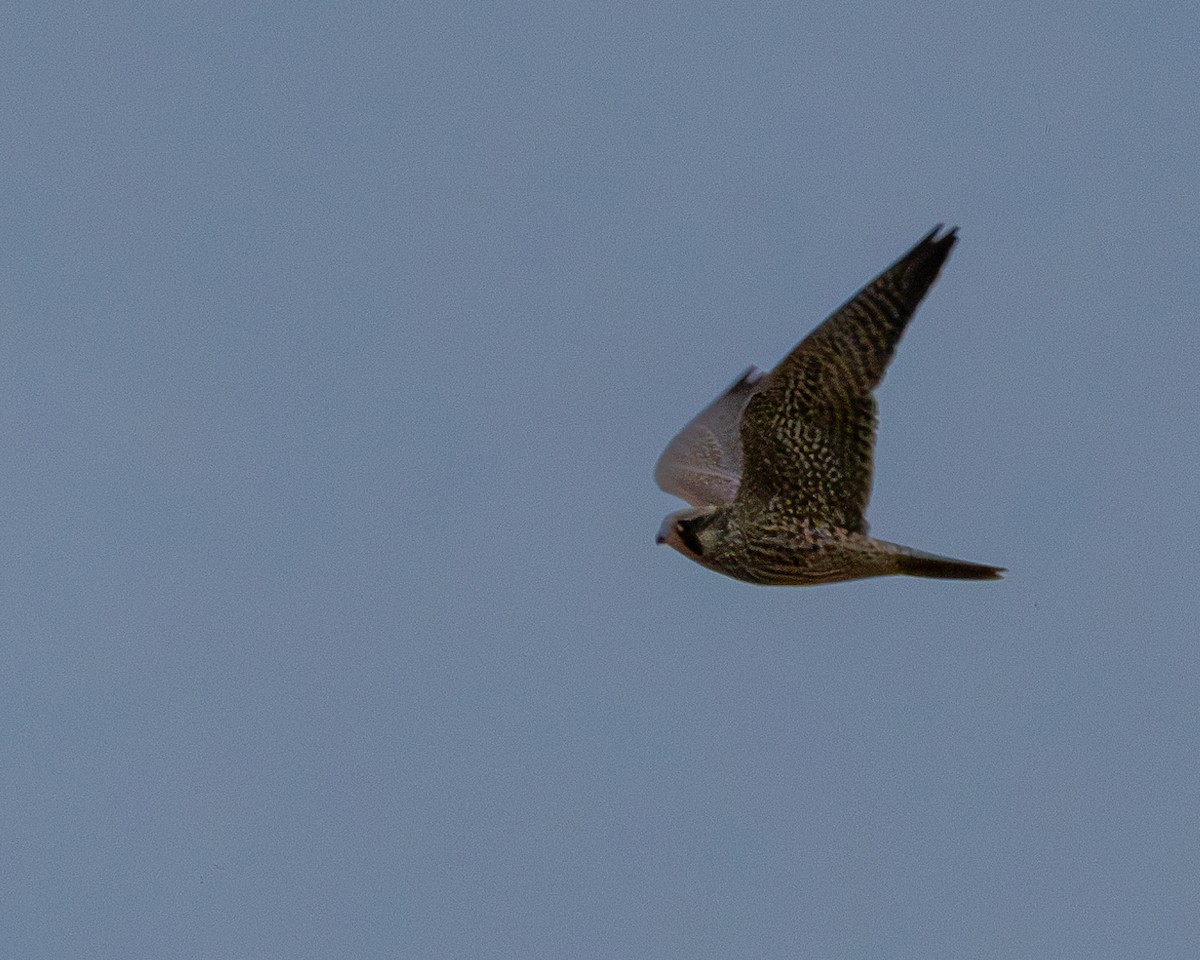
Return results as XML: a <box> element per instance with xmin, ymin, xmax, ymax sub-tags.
<box><xmin>655</xmin><ymin>506</ymin><xmax>724</xmax><ymax>565</ymax></box>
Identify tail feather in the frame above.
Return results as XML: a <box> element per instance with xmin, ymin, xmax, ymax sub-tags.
<box><xmin>894</xmin><ymin>547</ymin><xmax>1005</xmax><ymax>581</ymax></box>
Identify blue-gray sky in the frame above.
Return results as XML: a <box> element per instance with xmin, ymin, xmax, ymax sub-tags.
<box><xmin>3</xmin><ymin>2</ymin><xmax>1198</xmax><ymax>957</ymax></box>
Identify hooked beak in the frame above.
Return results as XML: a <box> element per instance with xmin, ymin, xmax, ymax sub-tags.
<box><xmin>655</xmin><ymin>531</ymin><xmax>667</xmax><ymax>545</ymax></box>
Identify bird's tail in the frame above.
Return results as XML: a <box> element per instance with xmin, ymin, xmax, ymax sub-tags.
<box><xmin>892</xmin><ymin>545</ymin><xmax>1005</xmax><ymax>581</ymax></box>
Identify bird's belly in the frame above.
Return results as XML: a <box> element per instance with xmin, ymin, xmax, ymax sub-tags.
<box><xmin>728</xmin><ymin>532</ymin><xmax>890</xmax><ymax>586</ymax></box>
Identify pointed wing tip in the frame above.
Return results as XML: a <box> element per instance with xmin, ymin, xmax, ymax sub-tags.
<box><xmin>921</xmin><ymin>224</ymin><xmax>958</xmax><ymax>249</ymax></box>
<box><xmin>903</xmin><ymin>224</ymin><xmax>958</xmax><ymax>280</ymax></box>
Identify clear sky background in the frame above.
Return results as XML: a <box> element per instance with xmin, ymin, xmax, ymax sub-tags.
<box><xmin>3</xmin><ymin>2</ymin><xmax>1198</xmax><ymax>957</ymax></box>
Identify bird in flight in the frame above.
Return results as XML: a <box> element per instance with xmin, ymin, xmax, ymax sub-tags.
<box><xmin>655</xmin><ymin>226</ymin><xmax>1004</xmax><ymax>586</ymax></box>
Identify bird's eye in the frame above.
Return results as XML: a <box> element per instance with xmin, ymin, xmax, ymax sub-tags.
<box><xmin>676</xmin><ymin>520</ymin><xmax>705</xmax><ymax>557</ymax></box>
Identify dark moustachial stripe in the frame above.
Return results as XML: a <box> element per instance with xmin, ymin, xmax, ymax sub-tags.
<box><xmin>676</xmin><ymin>519</ymin><xmax>706</xmax><ymax>557</ymax></box>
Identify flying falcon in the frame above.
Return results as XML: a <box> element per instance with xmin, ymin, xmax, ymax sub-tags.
<box><xmin>654</xmin><ymin>226</ymin><xmax>1004</xmax><ymax>585</ymax></box>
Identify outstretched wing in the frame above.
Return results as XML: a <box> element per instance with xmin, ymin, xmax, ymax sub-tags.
<box><xmin>655</xmin><ymin>367</ymin><xmax>765</xmax><ymax>507</ymax></box>
<box><xmin>738</xmin><ymin>226</ymin><xmax>958</xmax><ymax>533</ymax></box>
